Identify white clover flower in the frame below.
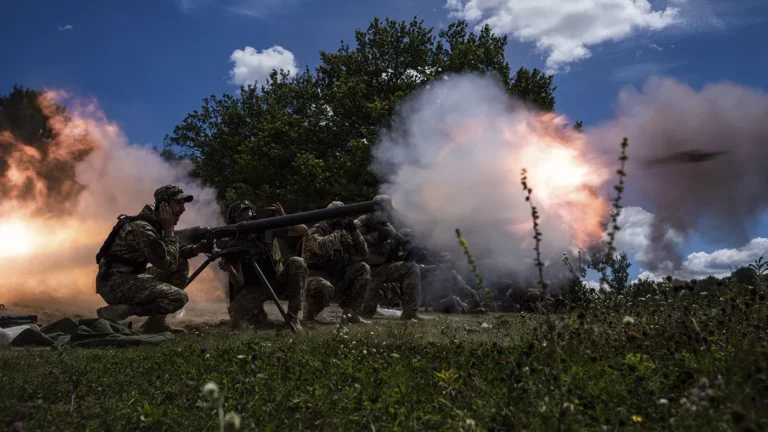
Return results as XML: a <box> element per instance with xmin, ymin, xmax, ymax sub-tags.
<box><xmin>623</xmin><ymin>316</ymin><xmax>636</xmax><ymax>325</ymax></box>
<box><xmin>658</xmin><ymin>398</ymin><xmax>669</xmax><ymax>405</ymax></box>
<box><xmin>202</xmin><ymin>382</ymin><xmax>219</xmax><ymax>399</ymax></box>
<box><xmin>224</xmin><ymin>412</ymin><xmax>241</xmax><ymax>430</ymax></box>
<box><xmin>363</xmin><ymin>350</ymin><xmax>367</xmax><ymax>355</ymax></box>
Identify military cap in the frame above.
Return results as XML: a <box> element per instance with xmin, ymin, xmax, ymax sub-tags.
<box><xmin>154</xmin><ymin>184</ymin><xmax>194</xmax><ymax>203</ymax></box>
<box><xmin>226</xmin><ymin>200</ymin><xmax>254</xmax><ymax>224</ymax></box>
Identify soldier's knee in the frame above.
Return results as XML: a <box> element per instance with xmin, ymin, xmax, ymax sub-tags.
<box><xmin>165</xmin><ymin>287</ymin><xmax>189</xmax><ymax>312</ymax></box>
<box><xmin>353</xmin><ymin>262</ymin><xmax>371</xmax><ymax>278</ymax></box>
<box><xmin>286</xmin><ymin>256</ymin><xmax>306</xmax><ymax>268</ymax></box>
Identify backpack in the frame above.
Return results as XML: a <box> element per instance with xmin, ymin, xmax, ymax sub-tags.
<box><xmin>95</xmin><ymin>214</ymin><xmax>162</xmax><ymax>276</ymax></box>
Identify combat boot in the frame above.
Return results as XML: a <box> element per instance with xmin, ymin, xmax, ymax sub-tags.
<box><xmin>140</xmin><ymin>315</ymin><xmax>187</xmax><ymax>334</ymax></box>
<box><xmin>289</xmin><ymin>315</ymin><xmax>303</xmax><ymax>332</ymax></box>
<box><xmin>96</xmin><ymin>304</ymin><xmax>133</xmax><ymax>322</ymax></box>
<box><xmin>302</xmin><ymin>301</ymin><xmax>316</xmax><ymax>322</ymax></box>
<box><xmin>400</xmin><ymin>309</ymin><xmax>424</xmax><ymax>321</ymax></box>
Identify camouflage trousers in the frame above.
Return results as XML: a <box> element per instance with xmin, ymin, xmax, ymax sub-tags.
<box><xmin>421</xmin><ymin>267</ymin><xmax>481</xmax><ymax>312</ymax></box>
<box><xmin>361</xmin><ymin>261</ymin><xmax>421</xmax><ymax>318</ymax></box>
<box><xmin>305</xmin><ymin>262</ymin><xmax>370</xmax><ymax>318</ymax></box>
<box><xmin>228</xmin><ymin>257</ymin><xmax>308</xmax><ymax>323</ymax></box>
<box><xmin>96</xmin><ymin>258</ymin><xmax>190</xmax><ymax>317</ymax></box>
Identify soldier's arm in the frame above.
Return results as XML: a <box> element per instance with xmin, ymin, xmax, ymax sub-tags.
<box><xmin>354</xmin><ymin>216</ymin><xmax>378</xmax><ymax>244</ymax></box>
<box><xmin>344</xmin><ymin>226</ymin><xmax>369</xmax><ymax>260</ymax></box>
<box><xmin>123</xmin><ymin>222</ymin><xmax>180</xmax><ymax>272</ymax></box>
<box><xmin>178</xmin><ymin>244</ymin><xmax>199</xmax><ymax>260</ymax></box>
<box><xmin>304</xmin><ymin>228</ymin><xmax>344</xmax><ymax>257</ymax></box>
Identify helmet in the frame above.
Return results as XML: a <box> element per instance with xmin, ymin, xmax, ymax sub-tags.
<box><xmin>226</xmin><ymin>200</ymin><xmax>254</xmax><ymax>224</ymax></box>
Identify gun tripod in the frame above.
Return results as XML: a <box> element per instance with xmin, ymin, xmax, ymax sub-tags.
<box><xmin>184</xmin><ymin>245</ymin><xmax>297</xmax><ymax>334</ymax></box>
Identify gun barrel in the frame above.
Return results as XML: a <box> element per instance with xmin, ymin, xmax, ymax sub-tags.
<box><xmin>177</xmin><ymin>199</ymin><xmax>389</xmax><ymax>243</ymax></box>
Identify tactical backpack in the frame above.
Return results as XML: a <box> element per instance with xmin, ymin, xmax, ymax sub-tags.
<box><xmin>95</xmin><ymin>213</ymin><xmax>162</xmax><ymax>280</ymax></box>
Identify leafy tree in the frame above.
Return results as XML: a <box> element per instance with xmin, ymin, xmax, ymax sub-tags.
<box><xmin>607</xmin><ymin>252</ymin><xmax>632</xmax><ymax>294</ymax></box>
<box><xmin>0</xmin><ymin>85</ymin><xmax>93</xmax><ymax>213</ymax></box>
<box><xmin>165</xmin><ymin>17</ymin><xmax>558</xmax><ymax>211</ymax></box>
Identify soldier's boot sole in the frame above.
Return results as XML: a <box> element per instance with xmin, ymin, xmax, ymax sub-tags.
<box><xmin>97</xmin><ymin>304</ymin><xmax>133</xmax><ymax>322</ymax></box>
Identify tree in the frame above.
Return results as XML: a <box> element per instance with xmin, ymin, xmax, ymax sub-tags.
<box><xmin>165</xmin><ymin>17</ymin><xmax>559</xmax><ymax>211</ymax></box>
<box><xmin>0</xmin><ymin>85</ymin><xmax>94</xmax><ymax>214</ymax></box>
<box><xmin>607</xmin><ymin>252</ymin><xmax>631</xmax><ymax>294</ymax></box>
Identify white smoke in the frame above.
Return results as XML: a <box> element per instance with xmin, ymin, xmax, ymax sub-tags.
<box><xmin>372</xmin><ymin>73</ymin><xmax>609</xmax><ymax>284</ymax></box>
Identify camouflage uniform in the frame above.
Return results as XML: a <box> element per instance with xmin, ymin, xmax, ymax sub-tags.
<box><xmin>95</xmin><ymin>185</ymin><xmax>196</xmax><ymax>330</ymax></box>
<box><xmin>355</xmin><ymin>212</ymin><xmax>422</xmax><ymax>319</ymax></box>
<box><xmin>301</xmin><ymin>201</ymin><xmax>370</xmax><ymax>321</ymax></box>
<box><xmin>226</xmin><ymin>239</ymin><xmax>308</xmax><ymax>327</ymax></box>
<box><xmin>221</xmin><ymin>200</ymin><xmax>308</xmax><ymax>328</ymax></box>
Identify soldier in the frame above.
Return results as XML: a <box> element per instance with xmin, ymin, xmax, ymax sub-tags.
<box><xmin>219</xmin><ymin>200</ymin><xmax>308</xmax><ymax>330</ymax></box>
<box><xmin>95</xmin><ymin>185</ymin><xmax>209</xmax><ymax>334</ymax></box>
<box><xmin>301</xmin><ymin>201</ymin><xmax>370</xmax><ymax>323</ymax></box>
<box><xmin>357</xmin><ymin>195</ymin><xmax>423</xmax><ymax>321</ymax></box>
<box><xmin>398</xmin><ymin>229</ymin><xmax>484</xmax><ymax>314</ymax></box>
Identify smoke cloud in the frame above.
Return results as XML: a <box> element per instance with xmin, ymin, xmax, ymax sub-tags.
<box><xmin>585</xmin><ymin>77</ymin><xmax>768</xmax><ymax>272</ymax></box>
<box><xmin>0</xmin><ymin>90</ymin><xmax>227</xmax><ymax>323</ymax></box>
<box><xmin>372</xmin><ymin>73</ymin><xmax>611</xmax><ymax>286</ymax></box>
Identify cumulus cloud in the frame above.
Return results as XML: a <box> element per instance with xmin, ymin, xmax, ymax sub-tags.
<box><xmin>228</xmin><ymin>46</ymin><xmax>298</xmax><ymax>87</ymax></box>
<box><xmin>613</xmin><ymin>206</ymin><xmax>683</xmax><ymax>262</ymax></box>
<box><xmin>444</xmin><ymin>0</ymin><xmax>682</xmax><ymax>72</ymax></box>
<box><xmin>635</xmin><ymin>237</ymin><xmax>768</xmax><ymax>281</ymax></box>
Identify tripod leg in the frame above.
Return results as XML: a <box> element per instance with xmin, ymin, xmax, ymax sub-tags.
<box><xmin>184</xmin><ymin>254</ymin><xmax>218</xmax><ymax>288</ymax></box>
<box><xmin>243</xmin><ymin>259</ymin><xmax>297</xmax><ymax>334</ymax></box>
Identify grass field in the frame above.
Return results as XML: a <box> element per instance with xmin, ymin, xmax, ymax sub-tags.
<box><xmin>2</xmin><ymin>277</ymin><xmax>768</xmax><ymax>431</ymax></box>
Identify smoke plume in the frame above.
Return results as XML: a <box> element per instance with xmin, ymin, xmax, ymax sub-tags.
<box><xmin>586</xmin><ymin>77</ymin><xmax>768</xmax><ymax>271</ymax></box>
<box><xmin>0</xmin><ymin>89</ymin><xmax>227</xmax><ymax>322</ymax></box>
<box><xmin>372</xmin><ymin>73</ymin><xmax>611</xmax><ymax>286</ymax></box>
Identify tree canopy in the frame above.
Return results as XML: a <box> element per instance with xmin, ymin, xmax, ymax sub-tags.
<box><xmin>164</xmin><ymin>17</ymin><xmax>558</xmax><ymax>212</ymax></box>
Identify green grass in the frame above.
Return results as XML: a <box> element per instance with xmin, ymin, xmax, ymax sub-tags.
<box><xmin>2</xmin><ymin>280</ymin><xmax>768</xmax><ymax>431</ymax></box>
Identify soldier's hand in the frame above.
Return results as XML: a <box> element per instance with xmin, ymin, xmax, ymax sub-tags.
<box><xmin>194</xmin><ymin>239</ymin><xmax>213</xmax><ymax>255</ymax></box>
<box><xmin>268</xmin><ymin>202</ymin><xmax>286</xmax><ymax>216</ymax></box>
<box><xmin>218</xmin><ymin>260</ymin><xmax>234</xmax><ymax>273</ymax></box>
<box><xmin>158</xmin><ymin>202</ymin><xmax>175</xmax><ymax>233</ymax></box>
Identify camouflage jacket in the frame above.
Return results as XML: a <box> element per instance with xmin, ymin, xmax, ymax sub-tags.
<box><xmin>354</xmin><ymin>214</ymin><xmax>404</xmax><ymax>266</ymax></box>
<box><xmin>98</xmin><ymin>204</ymin><xmax>197</xmax><ymax>275</ymax></box>
<box><xmin>301</xmin><ymin>220</ymin><xmax>368</xmax><ymax>270</ymax></box>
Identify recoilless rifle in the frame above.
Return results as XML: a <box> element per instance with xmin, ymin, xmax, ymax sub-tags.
<box><xmin>175</xmin><ymin>199</ymin><xmax>392</xmax><ymax>333</ymax></box>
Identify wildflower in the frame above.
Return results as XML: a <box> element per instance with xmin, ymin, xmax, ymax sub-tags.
<box><xmin>431</xmin><ymin>363</ymin><xmax>439</xmax><ymax>370</ymax></box>
<box><xmin>202</xmin><ymin>382</ymin><xmax>219</xmax><ymax>399</ymax></box>
<box><xmin>470</xmin><ymin>368</ymin><xmax>479</xmax><ymax>375</ymax></box>
<box><xmin>200</xmin><ymin>346</ymin><xmax>208</xmax><ymax>354</ymax></box>
<box><xmin>658</xmin><ymin>398</ymin><xmax>669</xmax><ymax>405</ymax></box>
<box><xmin>275</xmin><ymin>354</ymin><xmax>283</xmax><ymax>361</ymax></box>
<box><xmin>251</xmin><ymin>351</ymin><xmax>258</xmax><ymax>360</ymax></box>
<box><xmin>631</xmin><ymin>415</ymin><xmax>643</xmax><ymax>422</ymax></box>
<box><xmin>390</xmin><ymin>353</ymin><xmax>400</xmax><ymax>358</ymax></box>
<box><xmin>363</xmin><ymin>350</ymin><xmax>367</xmax><ymax>355</ymax></box>
<box><xmin>622</xmin><ymin>316</ymin><xmax>635</xmax><ymax>325</ymax></box>
<box><xmin>13</xmin><ymin>421</ymin><xmax>22</xmax><ymax>431</ymax></box>
<box><xmin>224</xmin><ymin>412</ymin><xmax>242</xmax><ymax>431</ymax></box>
<box><xmin>250</xmin><ymin>364</ymin><xmax>257</xmax><ymax>372</ymax></box>
<box><xmin>503</xmin><ymin>359</ymin><xmax>512</xmax><ymax>364</ymax></box>
<box><xmin>185</xmin><ymin>380</ymin><xmax>195</xmax><ymax>387</ymax></box>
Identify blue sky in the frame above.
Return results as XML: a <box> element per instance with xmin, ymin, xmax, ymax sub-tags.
<box><xmin>2</xmin><ymin>0</ymin><xmax>767</xmax><ymax>281</ymax></box>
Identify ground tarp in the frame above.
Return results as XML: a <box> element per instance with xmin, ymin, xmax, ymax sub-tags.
<box><xmin>8</xmin><ymin>317</ymin><xmax>174</xmax><ymax>348</ymax></box>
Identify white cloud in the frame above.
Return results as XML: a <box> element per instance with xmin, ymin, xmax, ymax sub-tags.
<box><xmin>57</xmin><ymin>25</ymin><xmax>73</xmax><ymax>31</ymax></box>
<box><xmin>175</xmin><ymin>0</ymin><xmax>208</xmax><ymax>13</ymax></box>
<box><xmin>444</xmin><ymin>0</ymin><xmax>682</xmax><ymax>73</ymax></box>
<box><xmin>228</xmin><ymin>46</ymin><xmax>298</xmax><ymax>87</ymax></box>
<box><xmin>634</xmin><ymin>237</ymin><xmax>768</xmax><ymax>282</ymax></box>
<box><xmin>612</xmin><ymin>206</ymin><xmax>683</xmax><ymax>262</ymax></box>
<box><xmin>611</xmin><ymin>60</ymin><xmax>685</xmax><ymax>82</ymax></box>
